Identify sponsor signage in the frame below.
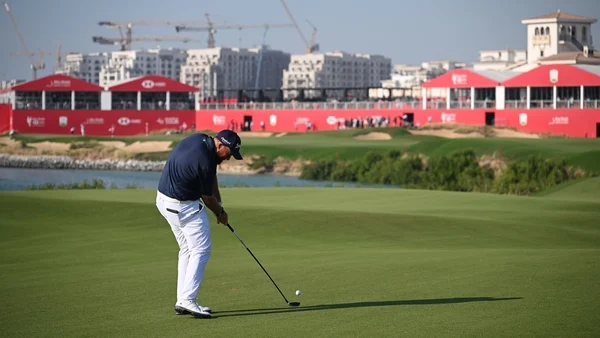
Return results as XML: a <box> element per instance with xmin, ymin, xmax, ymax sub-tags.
<box><xmin>451</xmin><ymin>74</ymin><xmax>467</xmax><ymax>85</ymax></box>
<box><xmin>47</xmin><ymin>79</ymin><xmax>72</xmax><ymax>88</ymax></box>
<box><xmin>519</xmin><ymin>113</ymin><xmax>528</xmax><ymax>126</ymax></box>
<box><xmin>85</xmin><ymin>118</ymin><xmax>105</xmax><ymax>125</ymax></box>
<box><xmin>26</xmin><ymin>116</ymin><xmax>45</xmax><ymax>127</ymax></box>
<box><xmin>441</xmin><ymin>112</ymin><xmax>456</xmax><ymax>123</ymax></box>
<box><xmin>118</xmin><ymin>117</ymin><xmax>142</xmax><ymax>126</ymax></box>
<box><xmin>213</xmin><ymin>115</ymin><xmax>226</xmax><ymax>125</ymax></box>
<box><xmin>549</xmin><ymin>116</ymin><xmax>568</xmax><ymax>125</ymax></box>
<box><xmin>141</xmin><ymin>80</ymin><xmax>167</xmax><ymax>89</ymax></box>
<box><xmin>157</xmin><ymin>117</ymin><xmax>180</xmax><ymax>125</ymax></box>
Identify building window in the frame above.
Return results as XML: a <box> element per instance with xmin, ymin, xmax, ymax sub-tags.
<box><xmin>540</xmin><ymin>51</ymin><xmax>544</xmax><ymax>57</ymax></box>
<box><xmin>545</xmin><ymin>27</ymin><xmax>550</xmax><ymax>35</ymax></box>
<box><xmin>582</xmin><ymin>27</ymin><xmax>588</xmax><ymax>42</ymax></box>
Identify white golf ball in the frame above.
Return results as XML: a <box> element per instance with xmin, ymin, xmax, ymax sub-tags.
<box><xmin>295</xmin><ymin>290</ymin><xmax>301</xmax><ymax>296</ymax></box>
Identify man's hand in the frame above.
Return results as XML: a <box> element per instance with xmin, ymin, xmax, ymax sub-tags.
<box><xmin>217</xmin><ymin>209</ymin><xmax>228</xmax><ymax>225</ymax></box>
<box><xmin>201</xmin><ymin>194</ymin><xmax>229</xmax><ymax>225</ymax></box>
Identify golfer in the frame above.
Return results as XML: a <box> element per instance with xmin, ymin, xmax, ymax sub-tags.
<box><xmin>156</xmin><ymin>129</ymin><xmax>243</xmax><ymax>318</ymax></box>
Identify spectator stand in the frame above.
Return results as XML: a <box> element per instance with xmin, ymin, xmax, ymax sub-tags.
<box><xmin>9</xmin><ymin>74</ymin><xmax>103</xmax><ymax>111</ymax></box>
<box><xmin>106</xmin><ymin>75</ymin><xmax>199</xmax><ymax>111</ymax></box>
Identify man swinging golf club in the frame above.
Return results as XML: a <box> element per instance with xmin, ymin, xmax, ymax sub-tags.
<box><xmin>156</xmin><ymin>129</ymin><xmax>243</xmax><ymax>319</ymax></box>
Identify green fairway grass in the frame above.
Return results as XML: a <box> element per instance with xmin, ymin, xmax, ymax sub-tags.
<box><xmin>1</xmin><ymin>185</ymin><xmax>598</xmax><ymax>337</ymax></box>
<box><xmin>11</xmin><ymin>128</ymin><xmax>600</xmax><ymax>172</ymax></box>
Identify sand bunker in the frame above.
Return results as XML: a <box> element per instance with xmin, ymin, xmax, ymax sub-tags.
<box><xmin>238</xmin><ymin>132</ymin><xmax>273</xmax><ymax>138</ymax></box>
<box><xmin>28</xmin><ymin>141</ymin><xmax>71</xmax><ymax>152</ymax></box>
<box><xmin>120</xmin><ymin>141</ymin><xmax>172</xmax><ymax>153</ymax></box>
<box><xmin>0</xmin><ymin>137</ymin><xmax>21</xmax><ymax>148</ymax></box>
<box><xmin>98</xmin><ymin>141</ymin><xmax>127</xmax><ymax>149</ymax></box>
<box><xmin>353</xmin><ymin>132</ymin><xmax>392</xmax><ymax>140</ymax></box>
<box><xmin>493</xmin><ymin>129</ymin><xmax>540</xmax><ymax>139</ymax></box>
<box><xmin>409</xmin><ymin>130</ymin><xmax>484</xmax><ymax>138</ymax></box>
<box><xmin>409</xmin><ymin>128</ymin><xmax>540</xmax><ymax>139</ymax></box>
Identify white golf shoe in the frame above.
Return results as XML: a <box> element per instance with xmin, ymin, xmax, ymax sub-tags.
<box><xmin>174</xmin><ymin>300</ymin><xmax>211</xmax><ymax>318</ymax></box>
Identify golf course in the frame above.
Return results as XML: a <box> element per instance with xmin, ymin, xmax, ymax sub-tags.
<box><xmin>1</xmin><ymin>127</ymin><xmax>599</xmax><ymax>337</ymax></box>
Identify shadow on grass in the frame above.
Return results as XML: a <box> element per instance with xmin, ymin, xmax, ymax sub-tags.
<box><xmin>210</xmin><ymin>297</ymin><xmax>523</xmax><ymax>318</ymax></box>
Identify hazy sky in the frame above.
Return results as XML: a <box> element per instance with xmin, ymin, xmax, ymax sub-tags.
<box><xmin>1</xmin><ymin>0</ymin><xmax>599</xmax><ymax>81</ymax></box>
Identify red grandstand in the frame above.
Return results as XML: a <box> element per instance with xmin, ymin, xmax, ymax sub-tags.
<box><xmin>1</xmin><ymin>74</ymin><xmax>198</xmax><ymax>136</ymax></box>
<box><xmin>1</xmin><ymin>65</ymin><xmax>599</xmax><ymax>137</ymax></box>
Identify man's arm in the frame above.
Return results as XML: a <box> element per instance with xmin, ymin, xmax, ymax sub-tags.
<box><xmin>200</xmin><ymin>171</ymin><xmax>228</xmax><ymax>224</ymax></box>
<box><xmin>201</xmin><ymin>194</ymin><xmax>223</xmax><ymax>217</ymax></box>
<box><xmin>212</xmin><ymin>175</ymin><xmax>222</xmax><ymax>205</ymax></box>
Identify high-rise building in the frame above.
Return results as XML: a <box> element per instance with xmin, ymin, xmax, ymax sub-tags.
<box><xmin>56</xmin><ymin>52</ymin><xmax>109</xmax><ymax>84</ymax></box>
<box><xmin>99</xmin><ymin>48</ymin><xmax>187</xmax><ymax>87</ymax></box>
<box><xmin>180</xmin><ymin>47</ymin><xmax>290</xmax><ymax>99</ymax></box>
<box><xmin>282</xmin><ymin>51</ymin><xmax>392</xmax><ymax>98</ymax></box>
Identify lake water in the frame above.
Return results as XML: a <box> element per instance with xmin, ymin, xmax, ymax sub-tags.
<box><xmin>0</xmin><ymin>168</ymin><xmax>391</xmax><ymax>191</ymax></box>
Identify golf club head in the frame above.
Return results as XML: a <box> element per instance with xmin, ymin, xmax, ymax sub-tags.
<box><xmin>288</xmin><ymin>302</ymin><xmax>301</xmax><ymax>307</ymax></box>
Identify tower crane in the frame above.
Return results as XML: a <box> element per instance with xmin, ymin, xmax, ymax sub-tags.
<box><xmin>254</xmin><ymin>26</ymin><xmax>270</xmax><ymax>95</ymax></box>
<box><xmin>56</xmin><ymin>43</ymin><xmax>64</xmax><ymax>72</ymax></box>
<box><xmin>92</xmin><ymin>35</ymin><xmax>202</xmax><ymax>50</ymax></box>
<box><xmin>9</xmin><ymin>43</ymin><xmax>63</xmax><ymax>72</ymax></box>
<box><xmin>305</xmin><ymin>19</ymin><xmax>319</xmax><ymax>53</ymax></box>
<box><xmin>204</xmin><ymin>13</ymin><xmax>216</xmax><ymax>49</ymax></box>
<box><xmin>4</xmin><ymin>2</ymin><xmax>45</xmax><ymax>79</ymax></box>
<box><xmin>174</xmin><ymin>18</ymin><xmax>295</xmax><ymax>49</ymax></box>
<box><xmin>95</xmin><ymin>19</ymin><xmax>220</xmax><ymax>51</ymax></box>
<box><xmin>279</xmin><ymin>0</ymin><xmax>319</xmax><ymax>54</ymax></box>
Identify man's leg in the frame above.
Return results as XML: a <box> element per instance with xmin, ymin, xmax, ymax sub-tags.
<box><xmin>156</xmin><ymin>195</ymin><xmax>211</xmax><ymax>318</ymax></box>
<box><xmin>156</xmin><ymin>196</ymin><xmax>190</xmax><ymax>302</ymax></box>
<box><xmin>179</xmin><ymin>204</ymin><xmax>212</xmax><ymax>303</ymax></box>
<box><xmin>173</xmin><ymin>224</ymin><xmax>190</xmax><ymax>301</ymax></box>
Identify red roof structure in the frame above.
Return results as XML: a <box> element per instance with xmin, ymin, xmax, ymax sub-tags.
<box><xmin>501</xmin><ymin>64</ymin><xmax>600</xmax><ymax>87</ymax></box>
<box><xmin>11</xmin><ymin>74</ymin><xmax>104</xmax><ymax>92</ymax></box>
<box><xmin>108</xmin><ymin>75</ymin><xmax>199</xmax><ymax>92</ymax></box>
<box><xmin>422</xmin><ymin>68</ymin><xmax>514</xmax><ymax>88</ymax></box>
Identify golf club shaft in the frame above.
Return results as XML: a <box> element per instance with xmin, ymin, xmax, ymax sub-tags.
<box><xmin>225</xmin><ymin>223</ymin><xmax>290</xmax><ymax>304</ymax></box>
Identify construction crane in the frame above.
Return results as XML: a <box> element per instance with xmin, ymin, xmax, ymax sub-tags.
<box><xmin>254</xmin><ymin>26</ymin><xmax>270</xmax><ymax>95</ymax></box>
<box><xmin>56</xmin><ymin>43</ymin><xmax>63</xmax><ymax>72</ymax></box>
<box><xmin>9</xmin><ymin>44</ymin><xmax>63</xmax><ymax>72</ymax></box>
<box><xmin>280</xmin><ymin>0</ymin><xmax>319</xmax><ymax>54</ymax></box>
<box><xmin>305</xmin><ymin>19</ymin><xmax>319</xmax><ymax>53</ymax></box>
<box><xmin>4</xmin><ymin>2</ymin><xmax>45</xmax><ymax>79</ymax></box>
<box><xmin>175</xmin><ymin>16</ymin><xmax>295</xmax><ymax>49</ymax></box>
<box><xmin>95</xmin><ymin>19</ymin><xmax>220</xmax><ymax>51</ymax></box>
<box><xmin>204</xmin><ymin>13</ymin><xmax>216</xmax><ymax>49</ymax></box>
<box><xmin>92</xmin><ymin>35</ymin><xmax>202</xmax><ymax>50</ymax></box>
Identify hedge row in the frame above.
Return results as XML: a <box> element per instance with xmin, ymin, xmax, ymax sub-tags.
<box><xmin>299</xmin><ymin>150</ymin><xmax>591</xmax><ymax>195</ymax></box>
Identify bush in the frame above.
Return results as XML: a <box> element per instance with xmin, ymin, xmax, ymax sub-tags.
<box><xmin>493</xmin><ymin>155</ymin><xmax>573</xmax><ymax>195</ymax></box>
<box><xmin>299</xmin><ymin>159</ymin><xmax>339</xmax><ymax>181</ymax></box>
<box><xmin>247</xmin><ymin>155</ymin><xmax>275</xmax><ymax>171</ymax></box>
<box><xmin>299</xmin><ymin>149</ymin><xmax>587</xmax><ymax>196</ymax></box>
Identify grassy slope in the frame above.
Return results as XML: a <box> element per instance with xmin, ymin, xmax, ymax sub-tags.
<box><xmin>0</xmin><ymin>187</ymin><xmax>598</xmax><ymax>337</ymax></box>
<box><xmin>535</xmin><ymin>176</ymin><xmax>600</xmax><ymax>201</ymax></box>
<box><xmin>10</xmin><ymin>128</ymin><xmax>600</xmax><ymax>172</ymax></box>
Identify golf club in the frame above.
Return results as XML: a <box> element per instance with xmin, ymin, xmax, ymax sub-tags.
<box><xmin>225</xmin><ymin>223</ymin><xmax>300</xmax><ymax>307</ymax></box>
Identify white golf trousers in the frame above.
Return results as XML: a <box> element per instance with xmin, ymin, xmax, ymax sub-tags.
<box><xmin>156</xmin><ymin>191</ymin><xmax>211</xmax><ymax>302</ymax></box>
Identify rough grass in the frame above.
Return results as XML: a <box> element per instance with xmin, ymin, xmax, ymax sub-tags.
<box><xmin>0</xmin><ymin>187</ymin><xmax>599</xmax><ymax>337</ymax></box>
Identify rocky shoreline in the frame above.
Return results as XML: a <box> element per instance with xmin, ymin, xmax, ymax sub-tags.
<box><xmin>0</xmin><ymin>154</ymin><xmax>166</xmax><ymax>171</ymax></box>
<box><xmin>0</xmin><ymin>153</ymin><xmax>303</xmax><ymax>176</ymax></box>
